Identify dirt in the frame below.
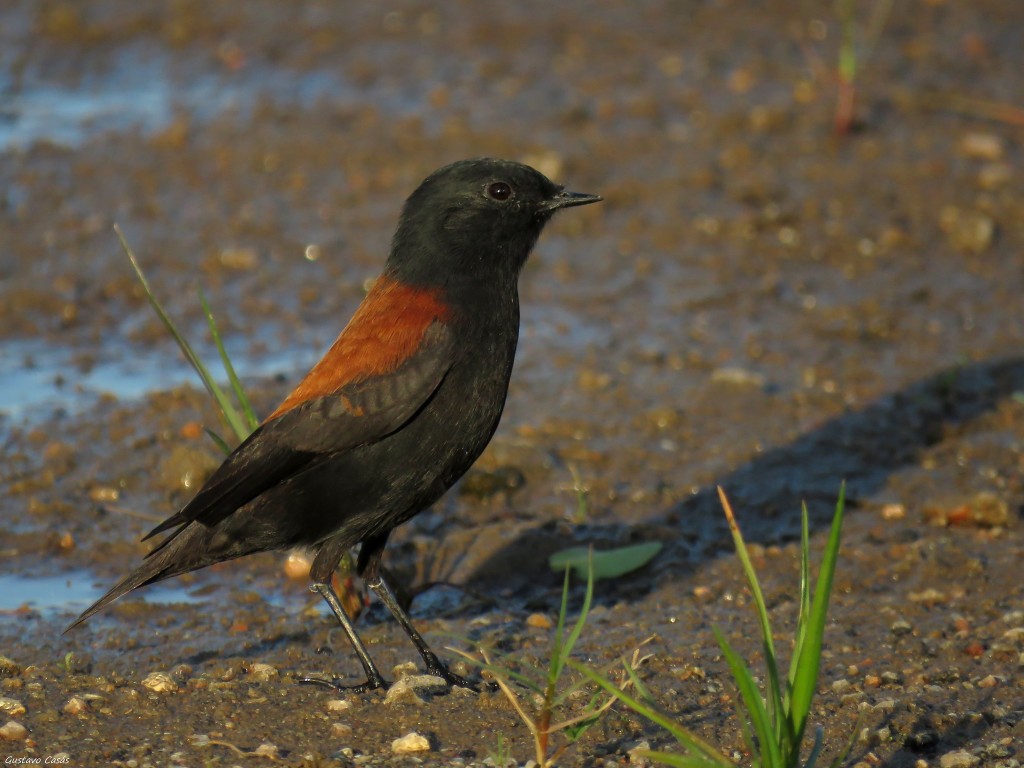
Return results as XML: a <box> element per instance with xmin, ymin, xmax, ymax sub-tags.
<box><xmin>1</xmin><ymin>1</ymin><xmax>1022</xmax><ymax>766</ymax></box>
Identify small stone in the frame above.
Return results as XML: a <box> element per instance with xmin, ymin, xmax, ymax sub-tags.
<box><xmin>326</xmin><ymin>698</ymin><xmax>352</xmax><ymax>713</ymax></box>
<box><xmin>0</xmin><ymin>698</ymin><xmax>25</xmax><ymax>717</ymax></box>
<box><xmin>940</xmin><ymin>750</ymin><xmax>980</xmax><ymax>768</ymax></box>
<box><xmin>881</xmin><ymin>503</ymin><xmax>906</xmax><ymax>521</ymax></box>
<box><xmin>253</xmin><ymin>743</ymin><xmax>279</xmax><ymax>758</ymax></box>
<box><xmin>891</xmin><ymin>619</ymin><xmax>913</xmax><ymax>636</ymax></box>
<box><xmin>330</xmin><ymin>722</ymin><xmax>352</xmax><ymax>737</ymax></box>
<box><xmin>938</xmin><ymin>206</ymin><xmax>996</xmax><ymax>254</ymax></box>
<box><xmin>392</xmin><ymin>661</ymin><xmax>418</xmax><ymax>680</ymax></box>
<box><xmin>526</xmin><ymin>613</ymin><xmax>553</xmax><ymax>630</ymax></box>
<box><xmin>960</xmin><ymin>132</ymin><xmax>1003</xmax><ymax>160</ymax></box>
<box><xmin>0</xmin><ymin>720</ymin><xmax>27</xmax><ymax>740</ymax></box>
<box><xmin>873</xmin><ymin>699</ymin><xmax>897</xmax><ymax>713</ymax></box>
<box><xmin>384</xmin><ymin>675</ymin><xmax>447</xmax><ymax>706</ymax></box>
<box><xmin>711</xmin><ymin>366</ymin><xmax>765</xmax><ymax>387</ymax></box>
<box><xmin>219</xmin><ymin>246</ymin><xmax>258</xmax><ymax>271</ymax></box>
<box><xmin>0</xmin><ymin>657</ymin><xmax>21</xmax><ymax>677</ymax></box>
<box><xmin>978</xmin><ymin>162</ymin><xmax>1012</xmax><ymax>190</ymax></box>
<box><xmin>247</xmin><ymin>663</ymin><xmax>278</xmax><ymax>682</ymax></box>
<box><xmin>908</xmin><ymin>588</ymin><xmax>947</xmax><ymax>605</ymax></box>
<box><xmin>1001</xmin><ymin>627</ymin><xmax>1024</xmax><ymax>645</ymax></box>
<box><xmin>880</xmin><ymin>670</ymin><xmax>903</xmax><ymax>685</ymax></box>
<box><xmin>977</xmin><ymin>675</ymin><xmax>998</xmax><ymax>688</ymax></box>
<box><xmin>628</xmin><ymin>739</ymin><xmax>652</xmax><ymax>765</ymax></box>
<box><xmin>391</xmin><ymin>731</ymin><xmax>431</xmax><ymax>754</ymax></box>
<box><xmin>692</xmin><ymin>585</ymin><xmax>712</xmax><ymax>601</ymax></box>
<box><xmin>141</xmin><ymin>672</ymin><xmax>178</xmax><ymax>693</ymax></box>
<box><xmin>832</xmin><ymin>678</ymin><xmax>851</xmax><ymax>693</ymax></box>
<box><xmin>88</xmin><ymin>485</ymin><xmax>120</xmax><ymax>503</ymax></box>
<box><xmin>63</xmin><ymin>696</ymin><xmax>87</xmax><ymax>715</ymax></box>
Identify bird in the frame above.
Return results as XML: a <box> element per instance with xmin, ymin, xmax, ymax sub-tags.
<box><xmin>65</xmin><ymin>157</ymin><xmax>602</xmax><ymax>692</ymax></box>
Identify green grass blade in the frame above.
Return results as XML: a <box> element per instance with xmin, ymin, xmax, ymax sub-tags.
<box><xmin>447</xmin><ymin>648</ymin><xmax>544</xmax><ymax>695</ymax></box>
<box><xmin>203</xmin><ymin>427</ymin><xmax>232</xmax><ymax>455</ymax></box>
<box><xmin>548</xmin><ymin>566</ymin><xmax>572</xmax><ymax>688</ymax></box>
<box><xmin>568</xmin><ymin>660</ymin><xmax>732</xmax><ymax>767</ymax></box>
<box><xmin>715</xmin><ymin>628</ymin><xmax>785</xmax><ymax>768</ymax></box>
<box><xmin>802</xmin><ymin>725</ymin><xmax>824</xmax><ymax>768</ymax></box>
<box><xmin>117</xmin><ymin>224</ymin><xmax>244</xmax><ymax>446</ymax></box>
<box><xmin>197</xmin><ymin>287</ymin><xmax>259</xmax><ymax>438</ymax></box>
<box><xmin>556</xmin><ymin>550</ymin><xmax>595</xmax><ymax>678</ymax></box>
<box><xmin>786</xmin><ymin>502</ymin><xmax>814</xmax><ymax>710</ymax></box>
<box><xmin>717</xmin><ymin>488</ymin><xmax>785</xmax><ymax>744</ymax></box>
<box><xmin>788</xmin><ymin>484</ymin><xmax>846</xmax><ymax>749</ymax></box>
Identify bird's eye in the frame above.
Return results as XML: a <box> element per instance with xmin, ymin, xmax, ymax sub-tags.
<box><xmin>486</xmin><ymin>181</ymin><xmax>513</xmax><ymax>201</ymax></box>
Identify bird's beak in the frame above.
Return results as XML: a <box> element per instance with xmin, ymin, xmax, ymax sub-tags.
<box><xmin>544</xmin><ymin>189</ymin><xmax>603</xmax><ymax>211</ymax></box>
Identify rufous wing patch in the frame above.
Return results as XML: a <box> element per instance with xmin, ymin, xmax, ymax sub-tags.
<box><xmin>267</xmin><ymin>275</ymin><xmax>451</xmax><ymax>421</ymax></box>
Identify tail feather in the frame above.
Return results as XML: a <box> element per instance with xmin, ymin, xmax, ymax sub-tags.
<box><xmin>64</xmin><ymin>523</ymin><xmax>219</xmax><ymax>633</ymax></box>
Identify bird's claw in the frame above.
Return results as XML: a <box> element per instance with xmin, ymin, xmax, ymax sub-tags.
<box><xmin>426</xmin><ymin>664</ymin><xmax>479</xmax><ymax>692</ymax></box>
<box><xmin>296</xmin><ymin>674</ymin><xmax>388</xmax><ymax>693</ymax></box>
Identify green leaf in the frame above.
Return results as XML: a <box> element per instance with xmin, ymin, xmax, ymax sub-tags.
<box><xmin>714</xmin><ymin>628</ymin><xmax>784</xmax><ymax>768</ymax></box>
<box><xmin>198</xmin><ymin>287</ymin><xmax>259</xmax><ymax>437</ymax></box>
<box><xmin>548</xmin><ymin>542</ymin><xmax>662</xmax><ymax>580</ymax></box>
<box><xmin>788</xmin><ymin>483</ymin><xmax>846</xmax><ymax>750</ymax></box>
<box><xmin>568</xmin><ymin>659</ymin><xmax>732</xmax><ymax>767</ymax></box>
<box><xmin>717</xmin><ymin>488</ymin><xmax>786</xmax><ymax>746</ymax></box>
<box><xmin>203</xmin><ymin>427</ymin><xmax>232</xmax><ymax>456</ymax></box>
<box><xmin>117</xmin><ymin>224</ymin><xmax>247</xmax><ymax>447</ymax></box>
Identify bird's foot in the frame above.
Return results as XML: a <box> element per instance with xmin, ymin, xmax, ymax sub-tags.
<box><xmin>296</xmin><ymin>673</ymin><xmax>388</xmax><ymax>693</ymax></box>
<box><xmin>425</xmin><ymin>662</ymin><xmax>480</xmax><ymax>692</ymax></box>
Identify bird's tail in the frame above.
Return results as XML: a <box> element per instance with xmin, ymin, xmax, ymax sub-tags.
<box><xmin>64</xmin><ymin>522</ymin><xmax>223</xmax><ymax>633</ymax></box>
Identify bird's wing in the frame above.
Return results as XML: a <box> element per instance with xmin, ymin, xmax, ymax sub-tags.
<box><xmin>143</xmin><ymin>320</ymin><xmax>455</xmax><ymax>539</ymax></box>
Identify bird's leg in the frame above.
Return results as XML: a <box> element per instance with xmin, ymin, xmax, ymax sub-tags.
<box><xmin>298</xmin><ymin>538</ymin><xmax>387</xmax><ymax>692</ymax></box>
<box><xmin>359</xmin><ymin>542</ymin><xmax>476</xmax><ymax>690</ymax></box>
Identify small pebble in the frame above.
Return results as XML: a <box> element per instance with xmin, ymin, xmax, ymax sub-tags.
<box><xmin>0</xmin><ymin>720</ymin><xmax>27</xmax><ymax>740</ymax></box>
<box><xmin>141</xmin><ymin>672</ymin><xmax>178</xmax><ymax>693</ymax></box>
<box><xmin>0</xmin><ymin>698</ymin><xmax>25</xmax><ymax>717</ymax></box>
<box><xmin>88</xmin><ymin>485</ymin><xmax>119</xmax><ymax>502</ymax></box>
<box><xmin>938</xmin><ymin>207</ymin><xmax>996</xmax><ymax>254</ymax></box>
<box><xmin>331</xmin><ymin>722</ymin><xmax>353</xmax><ymax>737</ymax></box>
<box><xmin>891</xmin><ymin>619</ymin><xmax>913</xmax><ymax>636</ymax></box>
<box><xmin>526</xmin><ymin>612</ymin><xmax>553</xmax><ymax>629</ymax></box>
<box><xmin>63</xmin><ymin>696</ymin><xmax>87</xmax><ymax>715</ymax></box>
<box><xmin>628</xmin><ymin>739</ymin><xmax>652</xmax><ymax>765</ymax></box>
<box><xmin>0</xmin><ymin>657</ymin><xmax>21</xmax><ymax>677</ymax></box>
<box><xmin>247</xmin><ymin>663</ymin><xmax>278</xmax><ymax>682</ymax></box>
<box><xmin>391</xmin><ymin>731</ymin><xmax>431</xmax><ymax>754</ymax></box>
<box><xmin>940</xmin><ymin>750</ymin><xmax>980</xmax><ymax>768</ymax></box>
<box><xmin>908</xmin><ymin>588</ymin><xmax>947</xmax><ymax>605</ymax></box>
<box><xmin>384</xmin><ymin>675</ymin><xmax>447</xmax><ymax>706</ymax></box>
<box><xmin>692</xmin><ymin>585</ymin><xmax>712</xmax><ymax>601</ymax></box>
<box><xmin>392</xmin><ymin>661</ymin><xmax>418</xmax><ymax>679</ymax></box>
<box><xmin>253</xmin><ymin>743</ymin><xmax>279</xmax><ymax>758</ymax></box>
<box><xmin>978</xmin><ymin>162</ymin><xmax>1012</xmax><ymax>190</ymax></box>
<box><xmin>959</xmin><ymin>132</ymin><xmax>1003</xmax><ymax>160</ymax></box>
<box><xmin>881</xmin><ymin>503</ymin><xmax>906</xmax><ymax>521</ymax></box>
<box><xmin>326</xmin><ymin>698</ymin><xmax>352</xmax><ymax>713</ymax></box>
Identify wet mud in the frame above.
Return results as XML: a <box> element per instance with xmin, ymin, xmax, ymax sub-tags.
<box><xmin>1</xmin><ymin>1</ymin><xmax>1022</xmax><ymax>765</ymax></box>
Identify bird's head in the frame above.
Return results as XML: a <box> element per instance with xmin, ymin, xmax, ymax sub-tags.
<box><xmin>387</xmin><ymin>158</ymin><xmax>601</xmax><ymax>289</ymax></box>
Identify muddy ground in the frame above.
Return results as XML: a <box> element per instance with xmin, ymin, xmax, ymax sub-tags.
<box><xmin>1</xmin><ymin>1</ymin><xmax>1022</xmax><ymax>766</ymax></box>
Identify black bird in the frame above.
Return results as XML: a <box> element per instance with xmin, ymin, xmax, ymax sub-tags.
<box><xmin>66</xmin><ymin>158</ymin><xmax>602</xmax><ymax>691</ymax></box>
